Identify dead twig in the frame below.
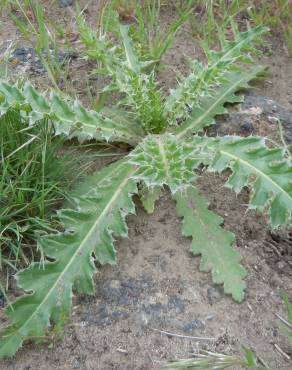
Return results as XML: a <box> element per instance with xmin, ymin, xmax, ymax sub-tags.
<box><xmin>275</xmin><ymin>313</ymin><xmax>292</xmax><ymax>329</ymax></box>
<box><xmin>274</xmin><ymin>343</ymin><xmax>291</xmax><ymax>361</ymax></box>
<box><xmin>150</xmin><ymin>328</ymin><xmax>215</xmax><ymax>341</ymax></box>
<box><xmin>256</xmin><ymin>354</ymin><xmax>270</xmax><ymax>369</ymax></box>
<box><xmin>116</xmin><ymin>348</ymin><xmax>128</xmax><ymax>355</ymax></box>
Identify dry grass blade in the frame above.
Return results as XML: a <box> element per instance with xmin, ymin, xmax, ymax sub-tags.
<box><xmin>158</xmin><ymin>347</ymin><xmax>268</xmax><ymax>370</ymax></box>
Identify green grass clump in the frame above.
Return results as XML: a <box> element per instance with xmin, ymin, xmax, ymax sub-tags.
<box><xmin>248</xmin><ymin>0</ymin><xmax>292</xmax><ymax>57</ymax></box>
<box><xmin>177</xmin><ymin>0</ymin><xmax>292</xmax><ymax>56</ymax></box>
<box><xmin>0</xmin><ymin>110</ymin><xmax>80</xmax><ymax>281</ymax></box>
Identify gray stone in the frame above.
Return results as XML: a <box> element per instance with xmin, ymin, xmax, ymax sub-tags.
<box><xmin>167</xmin><ymin>295</ymin><xmax>185</xmax><ymax>313</ymax></box>
<box><xmin>207</xmin><ymin>286</ymin><xmax>224</xmax><ymax>304</ymax></box>
<box><xmin>182</xmin><ymin>319</ymin><xmax>205</xmax><ymax>333</ymax></box>
<box><xmin>243</xmin><ymin>93</ymin><xmax>292</xmax><ymax>144</ymax></box>
<box><xmin>211</xmin><ymin>92</ymin><xmax>292</xmax><ymax>145</ymax></box>
<box><xmin>239</xmin><ymin>121</ymin><xmax>254</xmax><ymax>133</ymax></box>
<box><xmin>59</xmin><ymin>0</ymin><xmax>74</xmax><ymax>7</ymax></box>
<box><xmin>11</xmin><ymin>47</ymin><xmax>74</xmax><ymax>74</ymax></box>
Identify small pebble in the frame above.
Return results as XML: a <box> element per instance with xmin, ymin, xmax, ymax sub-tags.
<box><xmin>276</xmin><ymin>261</ymin><xmax>286</xmax><ymax>270</ymax></box>
<box><xmin>207</xmin><ymin>286</ymin><xmax>224</xmax><ymax>304</ymax></box>
<box><xmin>182</xmin><ymin>319</ymin><xmax>205</xmax><ymax>333</ymax></box>
<box><xmin>240</xmin><ymin>121</ymin><xmax>254</xmax><ymax>133</ymax></box>
<box><xmin>59</xmin><ymin>0</ymin><xmax>74</xmax><ymax>7</ymax></box>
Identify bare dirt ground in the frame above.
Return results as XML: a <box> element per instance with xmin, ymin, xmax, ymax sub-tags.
<box><xmin>0</xmin><ymin>2</ymin><xmax>291</xmax><ymax>369</ymax></box>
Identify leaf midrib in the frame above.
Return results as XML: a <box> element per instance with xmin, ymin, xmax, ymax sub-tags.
<box><xmin>216</xmin><ymin>28</ymin><xmax>261</xmax><ymax>66</ymax></box>
<box><xmin>157</xmin><ymin>137</ymin><xmax>170</xmax><ymax>182</ymax></box>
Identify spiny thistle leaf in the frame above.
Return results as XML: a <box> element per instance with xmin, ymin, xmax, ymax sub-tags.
<box><xmin>77</xmin><ymin>13</ymin><xmax>120</xmax><ymax>66</ymax></box>
<box><xmin>119</xmin><ymin>24</ymin><xmax>141</xmax><ymax>73</ymax></box>
<box><xmin>0</xmin><ymin>159</ymin><xmax>137</xmax><ymax>358</ymax></box>
<box><xmin>0</xmin><ymin>81</ymin><xmax>143</xmax><ymax>144</ymax></box>
<box><xmin>201</xmin><ymin>136</ymin><xmax>292</xmax><ymax>228</ymax></box>
<box><xmin>139</xmin><ymin>185</ymin><xmax>162</xmax><ymax>214</ymax></box>
<box><xmin>174</xmin><ymin>187</ymin><xmax>246</xmax><ymax>301</ymax></box>
<box><xmin>91</xmin><ymin>24</ymin><xmax>166</xmax><ymax>134</ymax></box>
<box><xmin>165</xmin><ymin>25</ymin><xmax>268</xmax><ymax>124</ymax></box>
<box><xmin>129</xmin><ymin>134</ymin><xmax>198</xmax><ymax>193</ymax></box>
<box><xmin>205</xmin><ymin>24</ymin><xmax>267</xmax><ymax>65</ymax></box>
<box><xmin>116</xmin><ymin>70</ymin><xmax>166</xmax><ymax>134</ymax></box>
<box><xmin>118</xmin><ymin>24</ymin><xmax>155</xmax><ymax>71</ymax></box>
<box><xmin>174</xmin><ymin>66</ymin><xmax>265</xmax><ymax>139</ymax></box>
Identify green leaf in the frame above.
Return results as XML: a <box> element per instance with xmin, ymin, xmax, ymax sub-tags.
<box><xmin>0</xmin><ymin>159</ymin><xmax>137</xmax><ymax>358</ymax></box>
<box><xmin>115</xmin><ymin>23</ymin><xmax>155</xmax><ymax>72</ymax></box>
<box><xmin>242</xmin><ymin>347</ymin><xmax>260</xmax><ymax>368</ymax></box>
<box><xmin>203</xmin><ymin>25</ymin><xmax>268</xmax><ymax>66</ymax></box>
<box><xmin>76</xmin><ymin>12</ymin><xmax>120</xmax><ymax>66</ymax></box>
<box><xmin>203</xmin><ymin>136</ymin><xmax>292</xmax><ymax>228</ymax></box>
<box><xmin>109</xmin><ymin>67</ymin><xmax>166</xmax><ymax>134</ymax></box>
<box><xmin>174</xmin><ymin>186</ymin><xmax>246</xmax><ymax>301</ymax></box>
<box><xmin>280</xmin><ymin>294</ymin><xmax>292</xmax><ymax>342</ymax></box>
<box><xmin>129</xmin><ymin>134</ymin><xmax>198</xmax><ymax>193</ymax></box>
<box><xmin>283</xmin><ymin>293</ymin><xmax>292</xmax><ymax>326</ymax></box>
<box><xmin>165</xmin><ymin>25</ymin><xmax>268</xmax><ymax>124</ymax></box>
<box><xmin>0</xmin><ymin>81</ymin><xmax>143</xmax><ymax>144</ymax></box>
<box><xmin>140</xmin><ymin>185</ymin><xmax>162</xmax><ymax>213</ymax></box>
<box><xmin>119</xmin><ymin>24</ymin><xmax>141</xmax><ymax>72</ymax></box>
<box><xmin>174</xmin><ymin>66</ymin><xmax>265</xmax><ymax>139</ymax></box>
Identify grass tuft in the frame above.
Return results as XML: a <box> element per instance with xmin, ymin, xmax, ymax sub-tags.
<box><xmin>0</xmin><ymin>109</ymin><xmax>82</xmax><ymax>283</ymax></box>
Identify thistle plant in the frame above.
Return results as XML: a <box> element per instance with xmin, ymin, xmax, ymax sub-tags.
<box><xmin>0</xmin><ymin>24</ymin><xmax>291</xmax><ymax>358</ymax></box>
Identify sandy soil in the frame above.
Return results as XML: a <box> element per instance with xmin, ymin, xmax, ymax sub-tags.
<box><xmin>0</xmin><ymin>2</ymin><xmax>291</xmax><ymax>369</ymax></box>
